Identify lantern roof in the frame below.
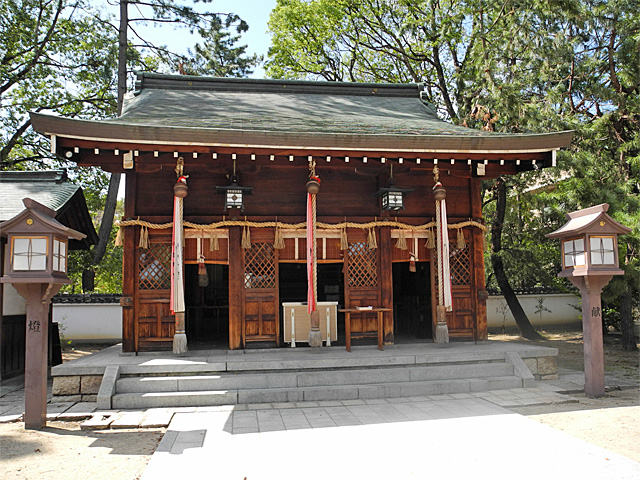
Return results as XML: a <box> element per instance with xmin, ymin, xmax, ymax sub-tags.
<box><xmin>546</xmin><ymin>204</ymin><xmax>632</xmax><ymax>239</ymax></box>
<box><xmin>0</xmin><ymin>198</ymin><xmax>86</xmax><ymax>242</ymax></box>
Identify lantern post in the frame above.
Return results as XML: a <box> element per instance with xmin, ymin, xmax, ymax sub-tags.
<box><xmin>546</xmin><ymin>204</ymin><xmax>631</xmax><ymax>397</ymax></box>
<box><xmin>0</xmin><ymin>199</ymin><xmax>85</xmax><ymax>429</ymax></box>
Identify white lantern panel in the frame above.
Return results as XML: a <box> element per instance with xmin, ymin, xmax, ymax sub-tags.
<box><xmin>590</xmin><ymin>236</ymin><xmax>615</xmax><ymax>265</ymax></box>
<box><xmin>53</xmin><ymin>239</ymin><xmax>67</xmax><ymax>272</ymax></box>
<box><xmin>226</xmin><ymin>189</ymin><xmax>243</xmax><ymax>208</ymax></box>
<box><xmin>13</xmin><ymin>237</ymin><xmax>48</xmax><ymax>271</ymax></box>
<box><xmin>564</xmin><ymin>252</ymin><xmax>574</xmax><ymax>267</ymax></box>
<box><xmin>574</xmin><ymin>238</ymin><xmax>584</xmax><ymax>252</ymax></box>
<box><xmin>13</xmin><ymin>253</ymin><xmax>30</xmax><ymax>270</ymax></box>
<box><xmin>13</xmin><ymin>238</ymin><xmax>30</xmax><ymax>255</ymax></box>
<box><xmin>382</xmin><ymin>191</ymin><xmax>404</xmax><ymax>210</ymax></box>
<box><xmin>562</xmin><ymin>238</ymin><xmax>586</xmax><ymax>268</ymax></box>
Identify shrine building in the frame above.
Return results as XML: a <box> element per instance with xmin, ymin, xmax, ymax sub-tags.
<box><xmin>30</xmin><ymin>73</ymin><xmax>572</xmax><ymax>353</ymax></box>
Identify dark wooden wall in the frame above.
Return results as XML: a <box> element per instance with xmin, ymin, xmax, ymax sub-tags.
<box><xmin>121</xmin><ymin>156</ymin><xmax>485</xmax><ymax>351</ymax></box>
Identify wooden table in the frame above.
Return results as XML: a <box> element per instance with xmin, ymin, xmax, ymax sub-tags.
<box><xmin>339</xmin><ymin>308</ymin><xmax>391</xmax><ymax>352</ymax></box>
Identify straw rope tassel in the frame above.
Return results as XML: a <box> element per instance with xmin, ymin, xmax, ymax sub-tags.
<box><xmin>241</xmin><ymin>222</ymin><xmax>251</xmax><ymax>249</ymax></box>
<box><xmin>367</xmin><ymin>227</ymin><xmax>377</xmax><ymax>249</ymax></box>
<box><xmin>209</xmin><ymin>229</ymin><xmax>220</xmax><ymax>251</ymax></box>
<box><xmin>139</xmin><ymin>226</ymin><xmax>149</xmax><ymax>249</ymax></box>
<box><xmin>395</xmin><ymin>229</ymin><xmax>408</xmax><ymax>250</ymax></box>
<box><xmin>426</xmin><ymin>229</ymin><xmax>436</xmax><ymax>249</ymax></box>
<box><xmin>114</xmin><ymin>227</ymin><xmax>124</xmax><ymax>246</ymax></box>
<box><xmin>457</xmin><ymin>228</ymin><xmax>466</xmax><ymax>249</ymax></box>
<box><xmin>340</xmin><ymin>226</ymin><xmax>348</xmax><ymax>250</ymax></box>
<box><xmin>274</xmin><ymin>224</ymin><xmax>285</xmax><ymax>249</ymax></box>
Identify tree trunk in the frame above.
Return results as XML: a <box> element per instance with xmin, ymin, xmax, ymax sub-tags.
<box><xmin>117</xmin><ymin>0</ymin><xmax>128</xmax><ymax>116</ymax></box>
<box><xmin>92</xmin><ymin>173</ymin><xmax>121</xmax><ymax>266</ymax></box>
<box><xmin>490</xmin><ymin>177</ymin><xmax>543</xmax><ymax>341</ymax></box>
<box><xmin>620</xmin><ymin>286</ymin><xmax>637</xmax><ymax>351</ymax></box>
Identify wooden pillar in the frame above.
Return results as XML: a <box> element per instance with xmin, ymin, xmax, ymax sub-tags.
<box><xmin>470</xmin><ymin>178</ymin><xmax>488</xmax><ymax>340</ymax></box>
<box><xmin>15</xmin><ymin>283</ymin><xmax>61</xmax><ymax>429</ymax></box>
<box><xmin>228</xmin><ymin>226</ymin><xmax>243</xmax><ymax>350</ymax></box>
<box><xmin>569</xmin><ymin>275</ymin><xmax>611</xmax><ymax>397</ymax></box>
<box><xmin>121</xmin><ymin>172</ymin><xmax>137</xmax><ymax>352</ymax></box>
<box><xmin>379</xmin><ymin>226</ymin><xmax>394</xmax><ymax>344</ymax></box>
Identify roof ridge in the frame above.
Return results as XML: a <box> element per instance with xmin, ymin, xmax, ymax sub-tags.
<box><xmin>0</xmin><ymin>169</ymin><xmax>68</xmax><ymax>183</ymax></box>
<box><xmin>134</xmin><ymin>72</ymin><xmax>422</xmax><ymax>98</ymax></box>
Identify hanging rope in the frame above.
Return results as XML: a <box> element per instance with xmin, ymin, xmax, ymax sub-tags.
<box><xmin>115</xmin><ymin>217</ymin><xmax>487</xmax><ymax>233</ymax></box>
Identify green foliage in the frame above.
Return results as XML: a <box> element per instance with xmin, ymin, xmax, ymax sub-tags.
<box><xmin>181</xmin><ymin>14</ymin><xmax>262</xmax><ymax>77</ymax></box>
<box><xmin>1</xmin><ymin>0</ymin><xmax>119</xmax><ymax>168</ymax></box>
<box><xmin>1</xmin><ymin>0</ymin><xmax>262</xmax><ymax>294</ymax></box>
<box><xmin>268</xmin><ymin>0</ymin><xmax>640</xmax><ymax>327</ymax></box>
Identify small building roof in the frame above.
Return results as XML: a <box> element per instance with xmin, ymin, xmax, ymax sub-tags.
<box><xmin>30</xmin><ymin>73</ymin><xmax>572</xmax><ymax>158</ymax></box>
<box><xmin>0</xmin><ymin>170</ymin><xmax>98</xmax><ymax>249</ymax></box>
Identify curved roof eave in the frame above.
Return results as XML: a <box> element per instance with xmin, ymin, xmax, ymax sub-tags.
<box><xmin>31</xmin><ymin>112</ymin><xmax>573</xmax><ymax>155</ymax></box>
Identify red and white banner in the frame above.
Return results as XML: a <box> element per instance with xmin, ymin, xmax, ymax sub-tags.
<box><xmin>170</xmin><ymin>195</ymin><xmax>185</xmax><ymax>315</ymax></box>
<box><xmin>306</xmin><ymin>192</ymin><xmax>316</xmax><ymax>314</ymax></box>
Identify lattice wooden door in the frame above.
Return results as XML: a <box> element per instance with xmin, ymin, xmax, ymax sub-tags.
<box><xmin>430</xmin><ymin>232</ymin><xmax>475</xmax><ymax>339</ymax></box>
<box><xmin>344</xmin><ymin>241</ymin><xmax>380</xmax><ymax>333</ymax></box>
<box><xmin>136</xmin><ymin>242</ymin><xmax>174</xmax><ymax>351</ymax></box>
<box><xmin>243</xmin><ymin>242</ymin><xmax>280</xmax><ymax>345</ymax></box>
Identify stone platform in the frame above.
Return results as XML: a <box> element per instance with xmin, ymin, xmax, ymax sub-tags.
<box><xmin>50</xmin><ymin>341</ymin><xmax>559</xmax><ymax>409</ymax></box>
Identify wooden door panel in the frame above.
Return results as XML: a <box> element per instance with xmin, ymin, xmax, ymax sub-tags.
<box><xmin>447</xmin><ymin>287</ymin><xmax>474</xmax><ymax>338</ymax></box>
<box><xmin>243</xmin><ymin>241</ymin><xmax>279</xmax><ymax>345</ymax></box>
<box><xmin>137</xmin><ymin>292</ymin><xmax>174</xmax><ymax>351</ymax></box>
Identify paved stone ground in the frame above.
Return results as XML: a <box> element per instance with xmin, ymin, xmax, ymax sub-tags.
<box><xmin>141</xmin><ymin>397</ymin><xmax>640</xmax><ymax>480</ymax></box>
<box><xmin>1</xmin><ymin>372</ymin><xmax>581</xmax><ymax>429</ymax></box>
<box><xmin>3</xmin><ymin>363</ymin><xmax>638</xmax><ymax>429</ymax></box>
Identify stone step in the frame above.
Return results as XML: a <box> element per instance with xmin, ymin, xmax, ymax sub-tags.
<box><xmin>111</xmin><ymin>375</ymin><xmax>523</xmax><ymax>409</ymax></box>
<box><xmin>115</xmin><ymin>362</ymin><xmax>514</xmax><ymax>394</ymax></box>
<box><xmin>113</xmin><ymin>349</ymin><xmax>513</xmax><ymax>377</ymax></box>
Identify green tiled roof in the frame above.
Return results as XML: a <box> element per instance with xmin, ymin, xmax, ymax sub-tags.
<box><xmin>29</xmin><ymin>73</ymin><xmax>573</xmax><ymax>155</ymax></box>
<box><xmin>0</xmin><ymin>170</ymin><xmax>79</xmax><ymax>220</ymax></box>
<box><xmin>0</xmin><ymin>170</ymin><xmax>97</xmax><ymax>248</ymax></box>
<box><xmin>113</xmin><ymin>74</ymin><xmax>488</xmax><ymax>137</ymax></box>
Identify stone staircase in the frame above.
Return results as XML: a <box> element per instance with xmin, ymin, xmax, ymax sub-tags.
<box><xmin>98</xmin><ymin>348</ymin><xmax>536</xmax><ymax>410</ymax></box>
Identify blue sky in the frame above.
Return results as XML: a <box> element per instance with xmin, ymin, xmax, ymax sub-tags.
<box><xmin>123</xmin><ymin>0</ymin><xmax>278</xmax><ymax>78</ymax></box>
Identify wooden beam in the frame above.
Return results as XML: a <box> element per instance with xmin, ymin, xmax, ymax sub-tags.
<box><xmin>228</xmin><ymin>226</ymin><xmax>243</xmax><ymax>350</ymax></box>
<box><xmin>379</xmin><ymin>226</ymin><xmax>394</xmax><ymax>344</ymax></box>
<box><xmin>121</xmin><ymin>172</ymin><xmax>137</xmax><ymax>352</ymax></box>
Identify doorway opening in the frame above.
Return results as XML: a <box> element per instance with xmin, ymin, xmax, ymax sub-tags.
<box><xmin>278</xmin><ymin>262</ymin><xmax>345</xmax><ymax>344</ymax></box>
<box><xmin>184</xmin><ymin>264</ymin><xmax>229</xmax><ymax>348</ymax></box>
<box><xmin>392</xmin><ymin>261</ymin><xmax>432</xmax><ymax>342</ymax></box>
